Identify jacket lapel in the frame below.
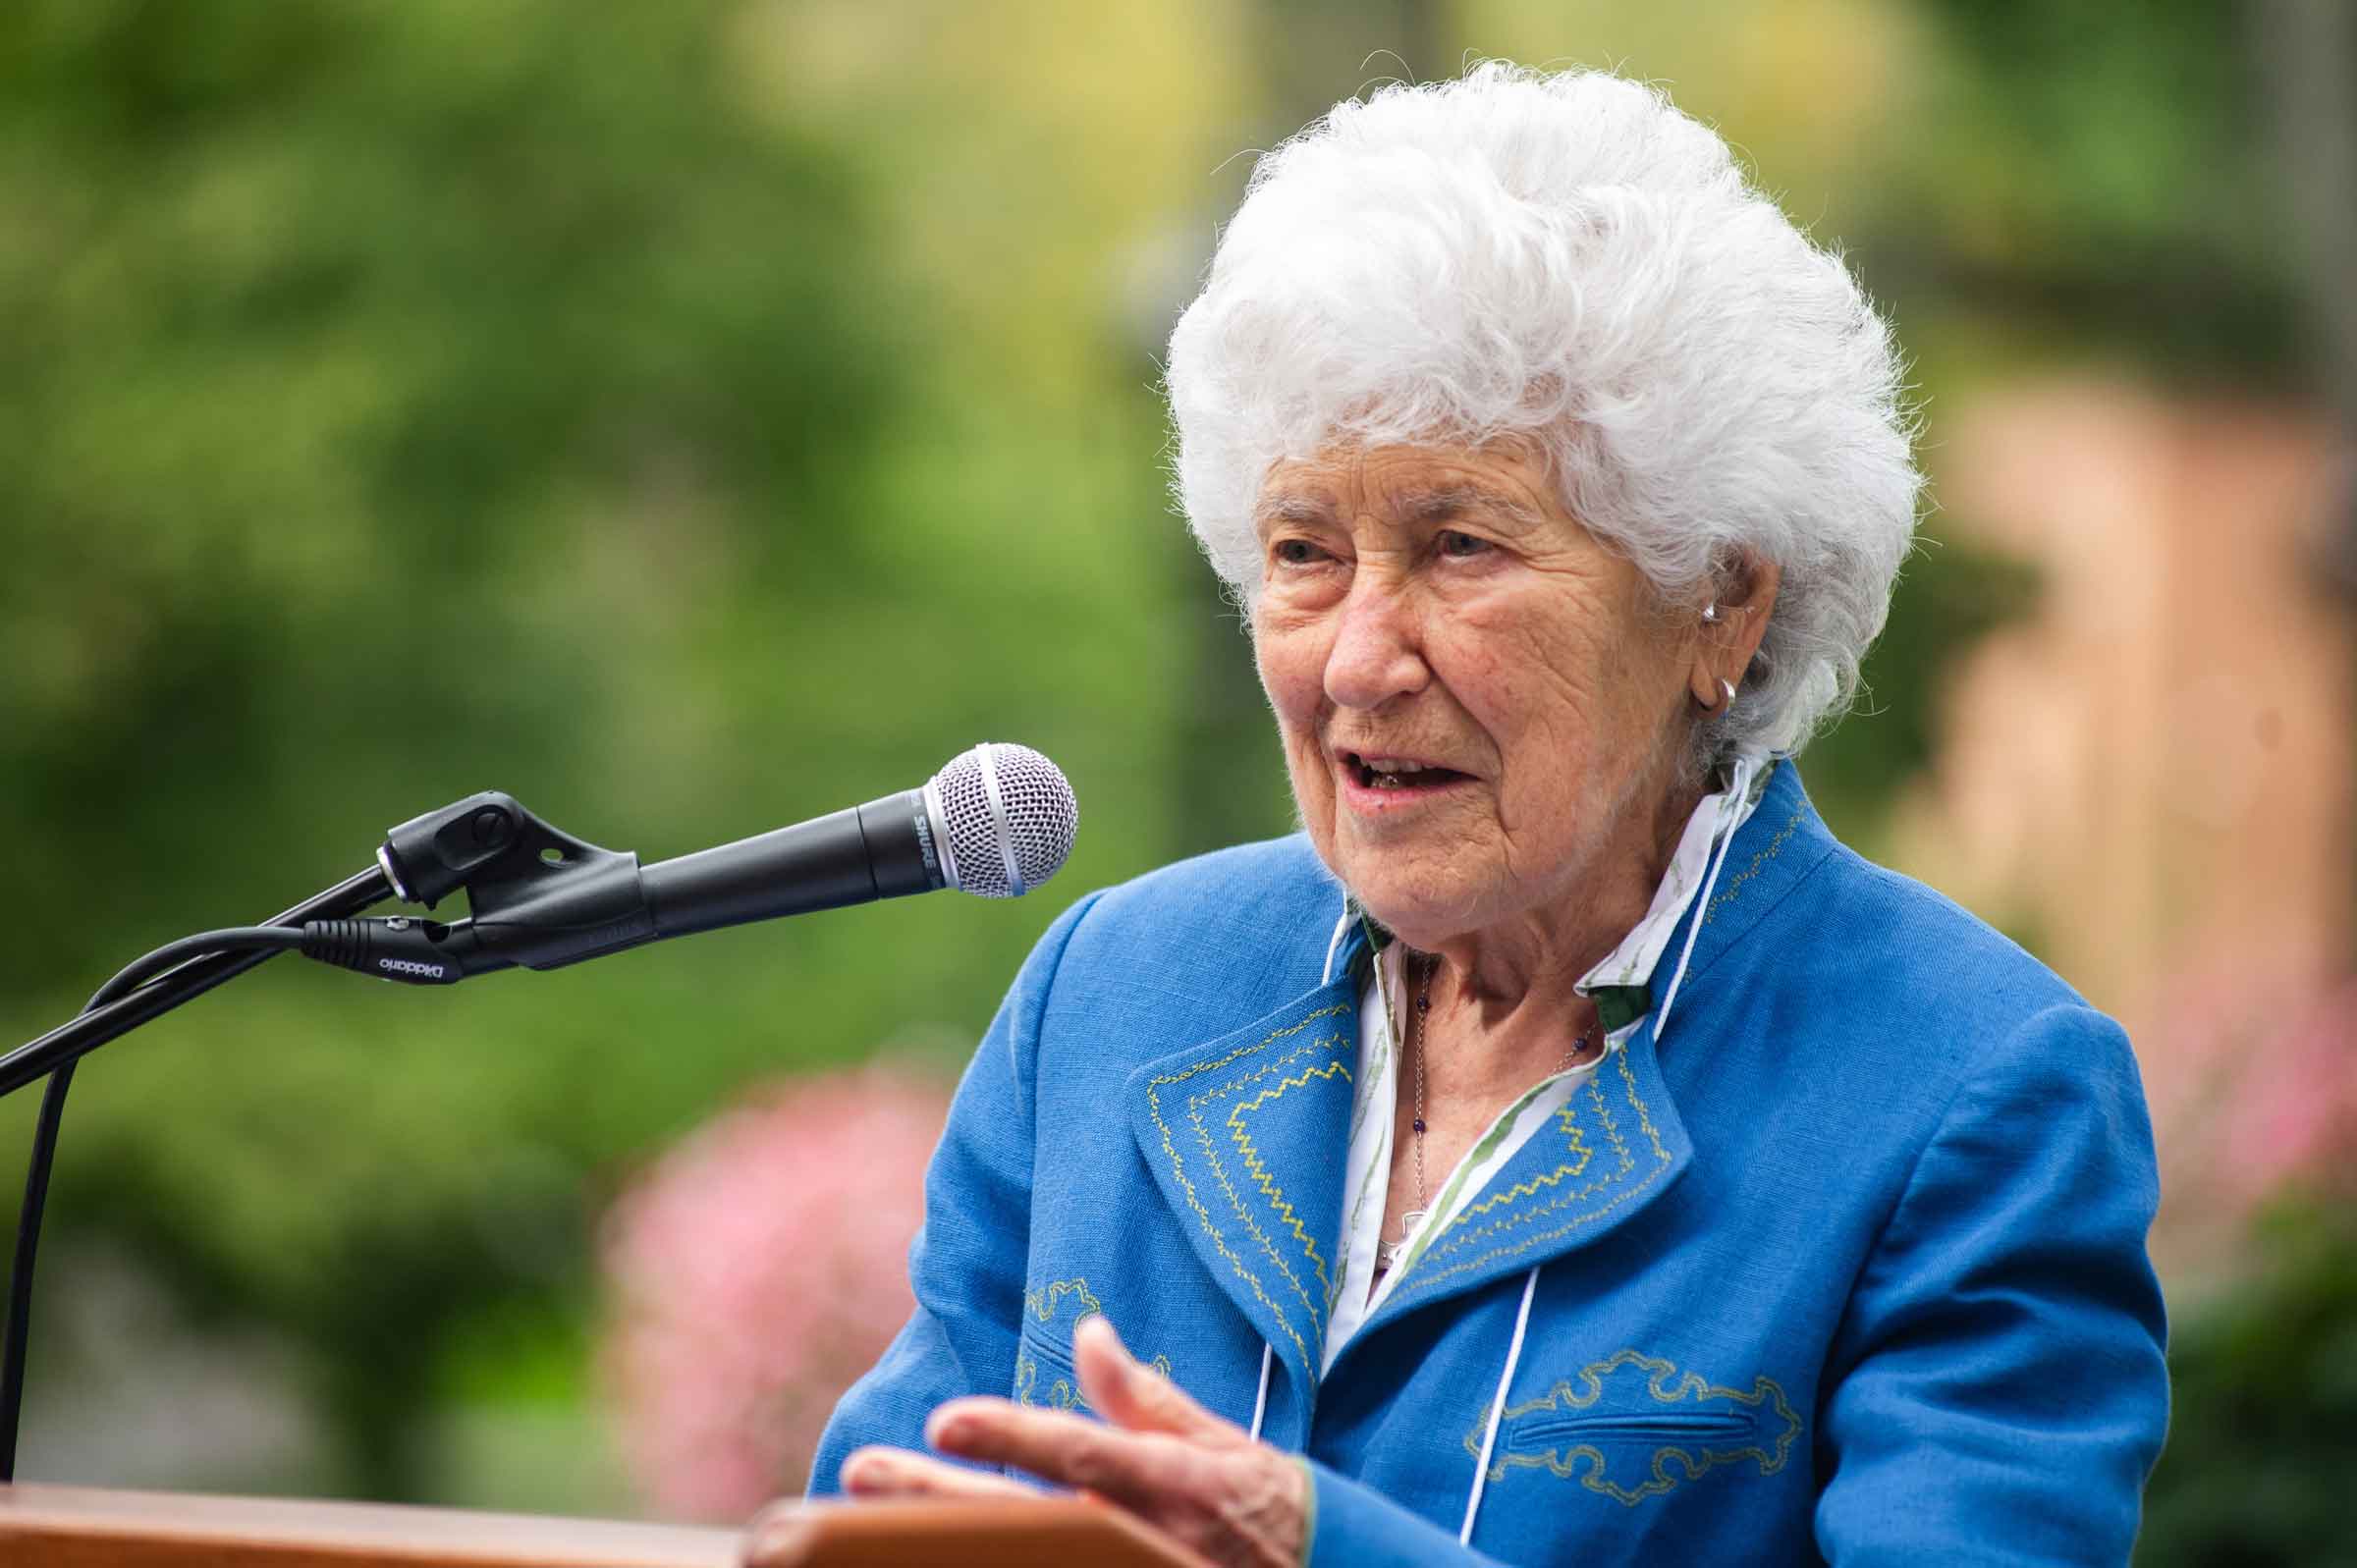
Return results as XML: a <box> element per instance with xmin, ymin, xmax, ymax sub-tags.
<box><xmin>1126</xmin><ymin>962</ymin><xmax>1363</xmax><ymax>1395</ymax></box>
<box><xmin>1353</xmin><ymin>1006</ymin><xmax>1694</xmax><ymax>1339</ymax></box>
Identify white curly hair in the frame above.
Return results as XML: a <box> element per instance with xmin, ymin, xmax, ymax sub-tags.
<box><xmin>1165</xmin><ymin>64</ymin><xmax>1922</xmax><ymax>763</ymax></box>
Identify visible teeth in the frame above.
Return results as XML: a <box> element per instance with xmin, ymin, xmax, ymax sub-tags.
<box><xmin>1364</xmin><ymin>757</ymin><xmax>1426</xmax><ymax>774</ymax></box>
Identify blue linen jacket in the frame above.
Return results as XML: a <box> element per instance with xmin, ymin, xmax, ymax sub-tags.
<box><xmin>808</xmin><ymin>765</ymin><xmax>2170</xmax><ymax>1565</ymax></box>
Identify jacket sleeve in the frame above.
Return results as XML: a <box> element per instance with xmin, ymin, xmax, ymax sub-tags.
<box><xmin>805</xmin><ymin>891</ymin><xmax>1105</xmax><ymax>1494</ymax></box>
<box><xmin>1813</xmin><ymin>1001</ymin><xmax>2170</xmax><ymax>1565</ymax></box>
<box><xmin>1303</xmin><ymin>1460</ymin><xmax>1506</xmax><ymax>1568</ymax></box>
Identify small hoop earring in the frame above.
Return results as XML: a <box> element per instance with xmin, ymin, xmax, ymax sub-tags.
<box><xmin>1721</xmin><ymin>678</ymin><xmax>1737</xmax><ymax>707</ymax></box>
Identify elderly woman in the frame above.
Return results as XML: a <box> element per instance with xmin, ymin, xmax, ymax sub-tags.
<box><xmin>807</xmin><ymin>65</ymin><xmax>2167</xmax><ymax>1566</ymax></box>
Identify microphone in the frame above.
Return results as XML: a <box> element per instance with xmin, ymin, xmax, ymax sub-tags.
<box><xmin>298</xmin><ymin>743</ymin><xmax>1077</xmax><ymax>985</ymax></box>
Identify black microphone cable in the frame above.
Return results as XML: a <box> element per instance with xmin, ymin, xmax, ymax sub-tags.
<box><xmin>0</xmin><ymin>924</ymin><xmax>348</xmax><ymax>1482</ymax></box>
<box><xmin>0</xmin><ymin>926</ymin><xmax>308</xmax><ymax>1482</ymax></box>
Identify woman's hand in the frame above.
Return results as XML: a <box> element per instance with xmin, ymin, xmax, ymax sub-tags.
<box><xmin>839</xmin><ymin>1315</ymin><xmax>1308</xmax><ymax>1568</ymax></box>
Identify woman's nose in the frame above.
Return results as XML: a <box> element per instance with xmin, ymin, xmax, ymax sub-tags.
<box><xmin>1323</xmin><ymin>580</ymin><xmax>1429</xmax><ymax>710</ymax></box>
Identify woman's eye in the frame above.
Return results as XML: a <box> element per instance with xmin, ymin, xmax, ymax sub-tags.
<box><xmin>1437</xmin><ymin>529</ymin><xmax>1492</xmax><ymax>559</ymax></box>
<box><xmin>1274</xmin><ymin>538</ymin><xmax>1325</xmax><ymax>567</ymax></box>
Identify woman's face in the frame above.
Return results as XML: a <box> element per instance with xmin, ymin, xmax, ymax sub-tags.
<box><xmin>1252</xmin><ymin>441</ymin><xmax>1701</xmax><ymax>950</ymax></box>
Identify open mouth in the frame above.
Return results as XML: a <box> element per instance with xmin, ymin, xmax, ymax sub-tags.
<box><xmin>1343</xmin><ymin>752</ymin><xmax>1472</xmax><ymax>791</ymax></box>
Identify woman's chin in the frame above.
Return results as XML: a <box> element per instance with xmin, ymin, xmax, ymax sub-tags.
<box><xmin>1334</xmin><ymin>871</ymin><xmax>1489</xmax><ymax>953</ymax></box>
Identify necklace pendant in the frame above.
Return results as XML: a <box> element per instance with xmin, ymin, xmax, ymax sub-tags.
<box><xmin>1379</xmin><ymin>1212</ymin><xmax>1427</xmax><ymax>1273</ymax></box>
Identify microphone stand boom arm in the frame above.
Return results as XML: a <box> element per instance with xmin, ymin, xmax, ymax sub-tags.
<box><xmin>0</xmin><ymin>865</ymin><xmax>393</xmax><ymax>1101</ymax></box>
<box><xmin>0</xmin><ymin>784</ymin><xmax>589</xmax><ymax>1098</ymax></box>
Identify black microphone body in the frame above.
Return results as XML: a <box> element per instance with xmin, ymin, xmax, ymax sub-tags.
<box><xmin>302</xmin><ymin>789</ymin><xmax>944</xmax><ymax>984</ymax></box>
<box><xmin>642</xmin><ymin>789</ymin><xmax>943</xmax><ymax>939</ymax></box>
<box><xmin>299</xmin><ymin>744</ymin><xmax>1071</xmax><ymax>987</ymax></box>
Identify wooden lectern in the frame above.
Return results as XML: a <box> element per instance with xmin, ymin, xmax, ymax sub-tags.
<box><xmin>0</xmin><ymin>1485</ymin><xmax>1214</xmax><ymax>1568</ymax></box>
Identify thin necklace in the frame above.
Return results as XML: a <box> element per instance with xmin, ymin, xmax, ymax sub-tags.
<box><xmin>1378</xmin><ymin>950</ymin><xmax>1597</xmax><ymax>1273</ymax></box>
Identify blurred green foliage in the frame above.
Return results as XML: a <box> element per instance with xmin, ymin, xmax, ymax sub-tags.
<box><xmin>0</xmin><ymin>0</ymin><xmax>2335</xmax><ymax>1530</ymax></box>
<box><xmin>0</xmin><ymin>0</ymin><xmax>1242</xmax><ymax>1497</ymax></box>
<box><xmin>1873</xmin><ymin>0</ymin><xmax>2303</xmax><ymax>381</ymax></box>
<box><xmin>2137</xmin><ymin>1202</ymin><xmax>2357</xmax><ymax>1568</ymax></box>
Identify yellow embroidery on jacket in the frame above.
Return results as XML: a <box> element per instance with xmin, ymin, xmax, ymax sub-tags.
<box><xmin>1013</xmin><ymin>1348</ymin><xmax>1079</xmax><ymax>1410</ymax></box>
<box><xmin>1703</xmin><ymin>805</ymin><xmax>1804</xmax><ymax>924</ymax></box>
<box><xmin>1023</xmin><ymin>1277</ymin><xmax>1103</xmax><ymax>1324</ymax></box>
<box><xmin>1014</xmin><ymin>1276</ymin><xmax>1171</xmax><ymax>1410</ymax></box>
<box><xmin>1461</xmin><ymin>1349</ymin><xmax>1802</xmax><ymax>1505</ymax></box>
<box><xmin>1613</xmin><ymin>1036</ymin><xmax>1672</xmax><ymax>1160</ymax></box>
<box><xmin>1448</xmin><ymin>1088</ymin><xmax>1608</xmax><ymax>1224</ymax></box>
<box><xmin>1227</xmin><ymin>1053</ymin><xmax>1352</xmax><ymax>1308</ymax></box>
<box><xmin>1014</xmin><ymin>1347</ymin><xmax>1178</xmax><ymax>1411</ymax></box>
<box><xmin>1144</xmin><ymin>1003</ymin><xmax>1352</xmax><ymax>1375</ymax></box>
<box><xmin>1184</xmin><ymin>1036</ymin><xmax>1350</xmax><ymax>1338</ymax></box>
<box><xmin>1396</xmin><ymin>1045</ymin><xmax>1674</xmax><ymax>1297</ymax></box>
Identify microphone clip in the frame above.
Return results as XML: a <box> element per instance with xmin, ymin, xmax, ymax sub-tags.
<box><xmin>341</xmin><ymin>792</ymin><xmax>656</xmax><ymax>980</ymax></box>
<box><xmin>377</xmin><ymin>790</ymin><xmax>595</xmax><ymax>909</ymax></box>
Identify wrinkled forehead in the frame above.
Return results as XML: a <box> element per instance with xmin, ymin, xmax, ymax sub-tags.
<box><xmin>1249</xmin><ymin>443</ymin><xmax>1562</xmax><ymax>539</ymax></box>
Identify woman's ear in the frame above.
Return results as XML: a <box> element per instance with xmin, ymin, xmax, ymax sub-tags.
<box><xmin>1688</xmin><ymin>555</ymin><xmax>1781</xmax><ymax>709</ymax></box>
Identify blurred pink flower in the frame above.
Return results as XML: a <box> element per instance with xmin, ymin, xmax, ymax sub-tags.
<box><xmin>599</xmin><ymin>1065</ymin><xmax>951</xmax><ymax>1522</ymax></box>
<box><xmin>2139</xmin><ymin>969</ymin><xmax>2357</xmax><ymax>1283</ymax></box>
<box><xmin>2209</xmin><ymin>980</ymin><xmax>2357</xmax><ymax>1211</ymax></box>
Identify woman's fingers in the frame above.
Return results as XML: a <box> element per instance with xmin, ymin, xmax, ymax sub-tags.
<box><xmin>847</xmin><ymin>1317</ymin><xmax>1303</xmax><ymax>1566</ymax></box>
<box><xmin>882</xmin><ymin>1346</ymin><xmax>1310</xmax><ymax>1568</ymax></box>
<box><xmin>927</xmin><ymin>1397</ymin><xmax>1213</xmax><ymax>1509</ymax></box>
<box><xmin>840</xmin><ymin>1444</ymin><xmax>1039</xmax><ymax>1500</ymax></box>
<box><xmin>1072</xmin><ymin>1315</ymin><xmax>1238</xmax><ymax>1444</ymax></box>
<box><xmin>924</xmin><ymin>1395</ymin><xmax>1309</xmax><ymax>1568</ymax></box>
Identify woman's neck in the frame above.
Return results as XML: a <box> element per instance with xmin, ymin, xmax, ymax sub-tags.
<box><xmin>1421</xmin><ymin>770</ymin><xmax>1706</xmax><ymax>1056</ymax></box>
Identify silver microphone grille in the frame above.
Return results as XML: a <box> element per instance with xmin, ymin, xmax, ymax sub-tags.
<box><xmin>922</xmin><ymin>742</ymin><xmax>1077</xmax><ymax>898</ymax></box>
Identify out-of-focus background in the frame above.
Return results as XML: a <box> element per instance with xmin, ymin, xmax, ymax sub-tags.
<box><xmin>3</xmin><ymin>0</ymin><xmax>2351</xmax><ymax>1558</ymax></box>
